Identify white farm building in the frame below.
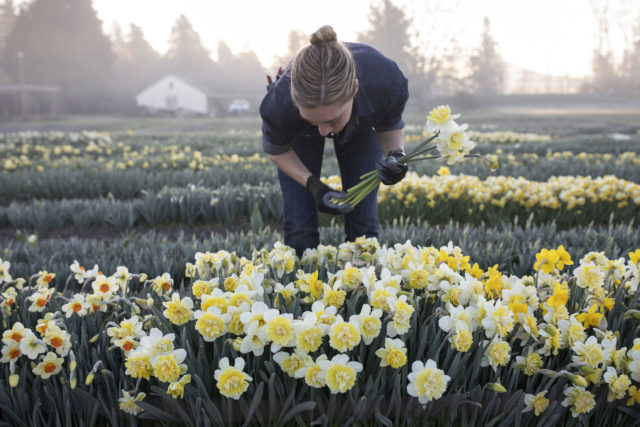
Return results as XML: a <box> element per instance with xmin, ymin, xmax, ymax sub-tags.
<box><xmin>136</xmin><ymin>75</ymin><xmax>214</xmax><ymax>115</ymax></box>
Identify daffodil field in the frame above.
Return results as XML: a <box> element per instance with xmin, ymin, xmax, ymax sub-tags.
<box><xmin>1</xmin><ymin>111</ymin><xmax>640</xmax><ymax>426</ymax></box>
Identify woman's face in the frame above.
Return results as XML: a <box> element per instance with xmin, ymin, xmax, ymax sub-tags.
<box><xmin>297</xmin><ymin>80</ymin><xmax>358</xmax><ymax>137</ymax></box>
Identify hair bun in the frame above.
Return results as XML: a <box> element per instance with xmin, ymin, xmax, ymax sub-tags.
<box><xmin>310</xmin><ymin>25</ymin><xmax>338</xmax><ymax>46</ymax></box>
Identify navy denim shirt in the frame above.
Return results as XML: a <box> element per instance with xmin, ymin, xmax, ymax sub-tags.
<box><xmin>260</xmin><ymin>43</ymin><xmax>409</xmax><ymax>155</ymax></box>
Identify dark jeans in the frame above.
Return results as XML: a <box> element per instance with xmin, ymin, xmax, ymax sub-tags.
<box><xmin>278</xmin><ymin>130</ymin><xmax>382</xmax><ymax>257</ymax></box>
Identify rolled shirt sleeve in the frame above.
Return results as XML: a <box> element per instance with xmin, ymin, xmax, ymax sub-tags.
<box><xmin>373</xmin><ymin>72</ymin><xmax>409</xmax><ymax>133</ymax></box>
<box><xmin>259</xmin><ymin>74</ymin><xmax>303</xmax><ymax>155</ymax></box>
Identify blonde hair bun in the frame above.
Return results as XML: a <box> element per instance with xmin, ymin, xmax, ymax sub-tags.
<box><xmin>310</xmin><ymin>25</ymin><xmax>338</xmax><ymax>46</ymax></box>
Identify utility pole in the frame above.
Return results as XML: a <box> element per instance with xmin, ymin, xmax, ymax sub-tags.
<box><xmin>18</xmin><ymin>50</ymin><xmax>29</xmax><ymax>120</ymax></box>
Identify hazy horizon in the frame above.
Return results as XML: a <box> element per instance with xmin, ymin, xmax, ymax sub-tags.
<box><xmin>10</xmin><ymin>0</ymin><xmax>637</xmax><ymax>79</ymax></box>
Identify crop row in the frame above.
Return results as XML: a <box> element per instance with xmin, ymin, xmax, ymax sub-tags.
<box><xmin>3</xmin><ymin>218</ymin><xmax>639</xmax><ymax>286</ymax></box>
<box><xmin>2</xmin><ymin>173</ymin><xmax>637</xmax><ymax>232</ymax></box>
<box><xmin>2</xmin><ymin>151</ymin><xmax>640</xmax><ymax>203</ymax></box>
<box><xmin>1</xmin><ymin>236</ymin><xmax>639</xmax><ymax>425</ymax></box>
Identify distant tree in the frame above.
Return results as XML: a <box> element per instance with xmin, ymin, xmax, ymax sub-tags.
<box><xmin>110</xmin><ymin>23</ymin><xmax>162</xmax><ymax>110</ymax></box>
<box><xmin>357</xmin><ymin>0</ymin><xmax>471</xmax><ymax>104</ymax></box>
<box><xmin>0</xmin><ymin>0</ymin><xmax>16</xmax><ymax>60</ymax></box>
<box><xmin>357</xmin><ymin>0</ymin><xmax>415</xmax><ymax>79</ymax></box>
<box><xmin>217</xmin><ymin>40</ymin><xmax>233</xmax><ymax>66</ymax></box>
<box><xmin>272</xmin><ymin>29</ymin><xmax>307</xmax><ymax>69</ymax></box>
<box><xmin>164</xmin><ymin>14</ymin><xmax>217</xmax><ymax>87</ymax></box>
<box><xmin>616</xmin><ymin>1</ymin><xmax>640</xmax><ymax>98</ymax></box>
<box><xmin>587</xmin><ymin>0</ymin><xmax>622</xmax><ymax>94</ymax></box>
<box><xmin>468</xmin><ymin>17</ymin><xmax>505</xmax><ymax>97</ymax></box>
<box><xmin>214</xmin><ymin>42</ymin><xmax>265</xmax><ymax>96</ymax></box>
<box><xmin>2</xmin><ymin>0</ymin><xmax>113</xmax><ymax>112</ymax></box>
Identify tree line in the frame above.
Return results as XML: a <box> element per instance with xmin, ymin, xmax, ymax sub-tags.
<box><xmin>0</xmin><ymin>0</ymin><xmax>638</xmax><ymax>114</ymax></box>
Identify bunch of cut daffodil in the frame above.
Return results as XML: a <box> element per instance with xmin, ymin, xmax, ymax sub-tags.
<box><xmin>334</xmin><ymin>105</ymin><xmax>497</xmax><ymax>208</ymax></box>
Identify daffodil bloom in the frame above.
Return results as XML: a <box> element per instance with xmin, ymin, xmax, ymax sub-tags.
<box><xmin>481</xmin><ymin>299</ymin><xmax>515</xmax><ymax>339</ymax></box>
<box><xmin>162</xmin><ymin>293</ymin><xmax>194</xmax><ymax>325</ymax></box>
<box><xmin>294</xmin><ymin>354</ymin><xmax>327</xmax><ymax>388</ymax></box>
<box><xmin>329</xmin><ymin>315</ymin><xmax>361</xmax><ymax>352</ymax></box>
<box><xmin>354</xmin><ymin>304</ymin><xmax>383</xmax><ymax>345</ymax></box>
<box><xmin>554</xmin><ymin>245</ymin><xmax>574</xmax><ymax>271</ymax></box>
<box><xmin>200</xmin><ymin>288</ymin><xmax>229</xmax><ymax>313</ymax></box>
<box><xmin>139</xmin><ymin>328</ymin><xmax>175</xmax><ymax>356</ymax></box>
<box><xmin>534</xmin><ymin>249</ymin><xmax>559</xmax><ymax>274</ymax></box>
<box><xmin>151</xmin><ymin>272</ymin><xmax>173</xmax><ymax>295</ymax></box>
<box><xmin>35</xmin><ymin>270</ymin><xmax>55</xmax><ymax>288</ymax></box>
<box><xmin>167</xmin><ymin>374</ymin><xmax>191</xmax><ymax>399</ymax></box>
<box><xmin>295</xmin><ymin>269</ymin><xmax>324</xmax><ymax>301</ymax></box>
<box><xmin>2</xmin><ymin>322</ymin><xmax>28</xmax><ymax>345</ymax></box>
<box><xmin>118</xmin><ymin>391</ymin><xmax>146</xmax><ymax>416</ymax></box>
<box><xmin>375</xmin><ymin>338</ymin><xmax>408</xmax><ymax>368</ymax></box>
<box><xmin>515</xmin><ymin>352</ymin><xmax>543</xmax><ymax>376</ymax></box>
<box><xmin>318</xmin><ymin>354</ymin><xmax>362</xmax><ymax>394</ymax></box>
<box><xmin>32</xmin><ymin>351</ymin><xmax>64</xmax><ymax>379</ymax></box>
<box><xmin>481</xmin><ymin>338</ymin><xmax>511</xmax><ymax>371</ymax></box>
<box><xmin>439</xmin><ymin>303</ymin><xmax>478</xmax><ymax>333</ymax></box>
<box><xmin>576</xmin><ymin>304</ymin><xmax>604</xmax><ymax>328</ymax></box>
<box><xmin>386</xmin><ymin>295</ymin><xmax>415</xmax><ymax>338</ymax></box>
<box><xmin>0</xmin><ymin>341</ymin><xmax>21</xmax><ymax>363</ymax></box>
<box><xmin>273</xmin><ymin>350</ymin><xmax>308</xmax><ymax>377</ymax></box>
<box><xmin>522</xmin><ymin>391</ymin><xmax>549</xmax><ymax>416</ymax></box>
<box><xmin>0</xmin><ymin>258</ymin><xmax>11</xmax><ymax>283</ymax></box>
<box><xmin>407</xmin><ymin>359</ymin><xmax>450</xmax><ymax>403</ymax></box>
<box><xmin>561</xmin><ymin>386</ymin><xmax>596</xmax><ymax>417</ymax></box>
<box><xmin>125</xmin><ymin>347</ymin><xmax>153</xmax><ymax>380</ymax></box>
<box><xmin>266</xmin><ymin>313</ymin><xmax>295</xmax><ymax>352</ymax></box>
<box><xmin>44</xmin><ymin>325</ymin><xmax>71</xmax><ymax>357</ymax></box>
<box><xmin>194</xmin><ymin>306</ymin><xmax>231</xmax><ymax>342</ymax></box>
<box><xmin>191</xmin><ymin>278</ymin><xmax>218</xmax><ymax>299</ymax></box>
<box><xmin>603</xmin><ymin>366</ymin><xmax>631</xmax><ymax>401</ymax></box>
<box><xmin>628</xmin><ymin>386</ymin><xmax>640</xmax><ymax>406</ymax></box>
<box><xmin>61</xmin><ymin>294</ymin><xmax>90</xmax><ymax>318</ymax></box>
<box><xmin>214</xmin><ymin>357</ymin><xmax>252</xmax><ymax>400</ymax></box>
<box><xmin>152</xmin><ymin>349</ymin><xmax>187</xmax><ymax>383</ymax></box>
<box><xmin>91</xmin><ymin>274</ymin><xmax>118</xmax><ymax>297</ymax></box>
<box><xmin>19</xmin><ymin>331</ymin><xmax>47</xmax><ymax>360</ymax></box>
<box><xmin>321</xmin><ymin>280</ymin><xmax>347</xmax><ymax>308</ymax></box>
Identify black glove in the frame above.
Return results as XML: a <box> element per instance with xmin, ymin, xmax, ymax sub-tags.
<box><xmin>377</xmin><ymin>149</ymin><xmax>408</xmax><ymax>185</ymax></box>
<box><xmin>306</xmin><ymin>175</ymin><xmax>354</xmax><ymax>215</ymax></box>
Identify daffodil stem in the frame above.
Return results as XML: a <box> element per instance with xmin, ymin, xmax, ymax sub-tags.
<box><xmin>345</xmin><ymin>175</ymin><xmax>378</xmax><ymax>194</ymax></box>
<box><xmin>347</xmin><ymin>178</ymin><xmax>380</xmax><ymax>207</ymax></box>
<box><xmin>401</xmin><ymin>133</ymin><xmax>439</xmax><ymax>160</ymax></box>
<box><xmin>359</xmin><ymin>170</ymin><xmax>378</xmax><ymax>180</ymax></box>
<box><xmin>402</xmin><ymin>155</ymin><xmax>441</xmax><ymax>163</ymax></box>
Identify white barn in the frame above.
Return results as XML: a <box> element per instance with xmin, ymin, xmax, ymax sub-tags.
<box><xmin>136</xmin><ymin>75</ymin><xmax>213</xmax><ymax>115</ymax></box>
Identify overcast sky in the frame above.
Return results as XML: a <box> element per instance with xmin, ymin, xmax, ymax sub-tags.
<box><xmin>15</xmin><ymin>0</ymin><xmax>637</xmax><ymax>77</ymax></box>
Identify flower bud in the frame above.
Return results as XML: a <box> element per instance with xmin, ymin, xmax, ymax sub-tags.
<box><xmin>359</xmin><ymin>253</ymin><xmax>373</xmax><ymax>262</ymax></box>
<box><xmin>567</xmin><ymin>373</ymin><xmax>588</xmax><ymax>388</ymax></box>
<box><xmin>85</xmin><ymin>372</ymin><xmax>95</xmax><ymax>386</ymax></box>
<box><xmin>70</xmin><ymin>375</ymin><xmax>77</xmax><ymax>390</ymax></box>
<box><xmin>138</xmin><ymin>273</ymin><xmax>148</xmax><ymax>283</ymax></box>
<box><xmin>9</xmin><ymin>374</ymin><xmax>19</xmax><ymax>387</ymax></box>
<box><xmin>544</xmin><ymin>324</ymin><xmax>557</xmax><ymax>335</ymax></box>
<box><xmin>487</xmin><ymin>382</ymin><xmax>507</xmax><ymax>393</ymax></box>
<box><xmin>89</xmin><ymin>334</ymin><xmax>99</xmax><ymax>343</ymax></box>
<box><xmin>232</xmin><ymin>337</ymin><xmax>242</xmax><ymax>352</ymax></box>
<box><xmin>579</xmin><ymin>365</ymin><xmax>597</xmax><ymax>376</ymax></box>
<box><xmin>490</xmin><ymin>159</ymin><xmax>499</xmax><ymax>171</ymax></box>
